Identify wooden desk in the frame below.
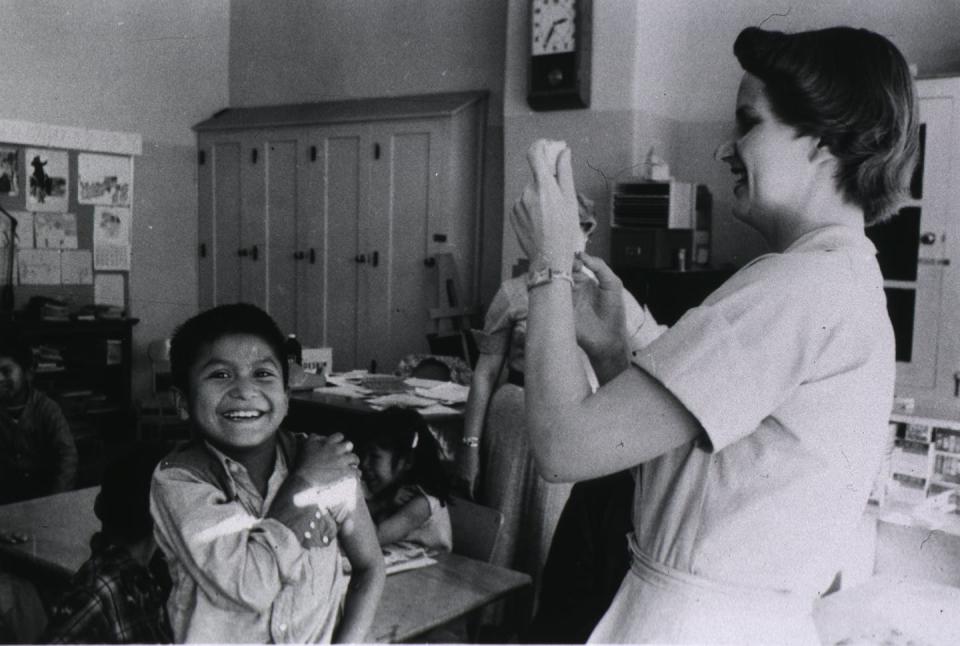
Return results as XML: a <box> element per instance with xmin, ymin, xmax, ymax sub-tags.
<box><xmin>287</xmin><ymin>389</ymin><xmax>465</xmax><ymax>460</ymax></box>
<box><xmin>0</xmin><ymin>487</ymin><xmax>529</xmax><ymax>643</ymax></box>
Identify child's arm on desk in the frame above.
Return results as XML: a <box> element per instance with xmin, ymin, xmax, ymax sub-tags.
<box><xmin>374</xmin><ymin>491</ymin><xmax>433</xmax><ymax>546</ymax></box>
<box><xmin>333</xmin><ymin>490</ymin><xmax>385</xmax><ymax>644</ymax></box>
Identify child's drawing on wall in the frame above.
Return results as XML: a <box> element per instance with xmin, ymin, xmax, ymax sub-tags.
<box><xmin>25</xmin><ymin>148</ymin><xmax>68</xmax><ymax>212</ymax></box>
<box><xmin>0</xmin><ymin>147</ymin><xmax>20</xmax><ymax>196</ymax></box>
<box><xmin>78</xmin><ymin>154</ymin><xmax>130</xmax><ymax>206</ymax></box>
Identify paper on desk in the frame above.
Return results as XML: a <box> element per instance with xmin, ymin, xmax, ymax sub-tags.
<box><xmin>366</xmin><ymin>393</ymin><xmax>437</xmax><ymax>409</ymax></box>
<box><xmin>385</xmin><ymin>555</ymin><xmax>437</xmax><ymax>575</ymax></box>
<box><xmin>419</xmin><ymin>403</ymin><xmax>462</xmax><ymax>418</ymax></box>
<box><xmin>404</xmin><ymin>377</ymin><xmax>448</xmax><ymax>389</ymax></box>
<box><xmin>312</xmin><ymin>385</ymin><xmax>369</xmax><ymax>398</ymax></box>
<box><xmin>414</xmin><ymin>382</ymin><xmax>469</xmax><ymax>404</ymax></box>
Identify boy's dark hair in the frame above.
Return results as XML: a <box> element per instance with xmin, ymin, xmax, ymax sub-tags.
<box><xmin>734</xmin><ymin>26</ymin><xmax>919</xmax><ymax>224</ymax></box>
<box><xmin>359</xmin><ymin>407</ymin><xmax>451</xmax><ymax>504</ymax></box>
<box><xmin>94</xmin><ymin>442</ymin><xmax>169</xmax><ymax>544</ymax></box>
<box><xmin>169</xmin><ymin>303</ymin><xmax>289</xmax><ymax>393</ymax></box>
<box><xmin>0</xmin><ymin>333</ymin><xmax>34</xmax><ymax>373</ymax></box>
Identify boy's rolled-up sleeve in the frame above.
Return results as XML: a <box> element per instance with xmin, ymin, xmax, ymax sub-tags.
<box><xmin>150</xmin><ymin>465</ymin><xmax>313</xmax><ymax>612</ymax></box>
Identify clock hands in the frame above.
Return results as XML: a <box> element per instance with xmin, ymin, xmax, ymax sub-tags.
<box><xmin>544</xmin><ymin>17</ymin><xmax>568</xmax><ymax>49</ymax></box>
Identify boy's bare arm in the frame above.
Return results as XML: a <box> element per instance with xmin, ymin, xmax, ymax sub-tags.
<box><xmin>267</xmin><ymin>433</ymin><xmax>359</xmax><ymax>547</ymax></box>
<box><xmin>333</xmin><ymin>493</ymin><xmax>386</xmax><ymax>643</ymax></box>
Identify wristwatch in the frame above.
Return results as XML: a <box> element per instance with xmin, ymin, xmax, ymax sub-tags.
<box><xmin>526</xmin><ymin>254</ymin><xmax>573</xmax><ymax>290</ymax></box>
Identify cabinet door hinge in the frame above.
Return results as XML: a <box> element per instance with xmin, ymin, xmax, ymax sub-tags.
<box><xmin>198</xmin><ymin>150</ymin><xmax>206</xmax><ymax>165</ymax></box>
<box><xmin>373</xmin><ymin>143</ymin><xmax>381</xmax><ymax>160</ymax></box>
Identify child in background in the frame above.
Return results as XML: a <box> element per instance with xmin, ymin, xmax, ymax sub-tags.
<box><xmin>45</xmin><ymin>443</ymin><xmax>172</xmax><ymax>644</ymax></box>
<box><xmin>0</xmin><ymin>334</ymin><xmax>77</xmax><ymax>504</ymax></box>
<box><xmin>359</xmin><ymin>408</ymin><xmax>453</xmax><ymax>553</ymax></box>
<box><xmin>150</xmin><ymin>303</ymin><xmax>384</xmax><ymax>643</ymax></box>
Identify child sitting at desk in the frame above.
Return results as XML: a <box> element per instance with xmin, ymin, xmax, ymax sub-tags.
<box><xmin>45</xmin><ymin>444</ymin><xmax>172</xmax><ymax>644</ymax></box>
<box><xmin>0</xmin><ymin>334</ymin><xmax>77</xmax><ymax>504</ymax></box>
<box><xmin>149</xmin><ymin>303</ymin><xmax>384</xmax><ymax>643</ymax></box>
<box><xmin>359</xmin><ymin>408</ymin><xmax>453</xmax><ymax>553</ymax></box>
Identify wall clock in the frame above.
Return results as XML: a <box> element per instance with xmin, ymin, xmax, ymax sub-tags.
<box><xmin>528</xmin><ymin>0</ymin><xmax>592</xmax><ymax>110</ymax></box>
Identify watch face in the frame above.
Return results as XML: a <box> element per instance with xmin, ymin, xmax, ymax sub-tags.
<box><xmin>531</xmin><ymin>0</ymin><xmax>576</xmax><ymax>56</ymax></box>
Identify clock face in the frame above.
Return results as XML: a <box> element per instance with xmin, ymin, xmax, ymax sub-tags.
<box><xmin>531</xmin><ymin>0</ymin><xmax>576</xmax><ymax>56</ymax></box>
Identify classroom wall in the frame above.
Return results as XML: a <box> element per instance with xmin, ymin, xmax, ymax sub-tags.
<box><xmin>0</xmin><ymin>0</ymin><xmax>230</xmax><ymax>400</ymax></box>
<box><xmin>502</xmin><ymin>0</ymin><xmax>960</xmax><ymax>271</ymax></box>
<box><xmin>228</xmin><ymin>0</ymin><xmax>508</xmax><ymax>309</ymax></box>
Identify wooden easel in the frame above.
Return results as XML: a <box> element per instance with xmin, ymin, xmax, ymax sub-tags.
<box><xmin>428</xmin><ymin>253</ymin><xmax>478</xmax><ymax>364</ymax></box>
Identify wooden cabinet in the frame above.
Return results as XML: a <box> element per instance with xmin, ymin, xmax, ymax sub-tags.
<box><xmin>867</xmin><ymin>77</ymin><xmax>960</xmax><ymax>406</ymax></box>
<box><xmin>195</xmin><ymin>92</ymin><xmax>487</xmax><ymax>373</ymax></box>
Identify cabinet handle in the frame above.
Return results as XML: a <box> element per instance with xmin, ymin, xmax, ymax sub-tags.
<box><xmin>238</xmin><ymin>248</ymin><xmax>248</xmax><ymax>257</ymax></box>
<box><xmin>251</xmin><ymin>148</ymin><xmax>258</xmax><ymax>164</ymax></box>
<box><xmin>920</xmin><ymin>232</ymin><xmax>937</xmax><ymax>245</ymax></box>
<box><xmin>355</xmin><ymin>253</ymin><xmax>366</xmax><ymax>264</ymax></box>
<box><xmin>293</xmin><ymin>251</ymin><xmax>305</xmax><ymax>260</ymax></box>
<box><xmin>199</xmin><ymin>243</ymin><xmax>207</xmax><ymax>258</ymax></box>
<box><xmin>250</xmin><ymin>245</ymin><xmax>258</xmax><ymax>261</ymax></box>
<box><xmin>309</xmin><ymin>248</ymin><xmax>316</xmax><ymax>264</ymax></box>
<box><xmin>372</xmin><ymin>250</ymin><xmax>379</xmax><ymax>267</ymax></box>
<box><xmin>424</xmin><ymin>256</ymin><xmax>436</xmax><ymax>267</ymax></box>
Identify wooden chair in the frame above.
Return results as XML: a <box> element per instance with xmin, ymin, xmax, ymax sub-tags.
<box><xmin>420</xmin><ymin>497</ymin><xmax>506</xmax><ymax>642</ymax></box>
<box><xmin>137</xmin><ymin>339</ymin><xmax>190</xmax><ymax>441</ymax></box>
<box><xmin>448</xmin><ymin>495</ymin><xmax>503</xmax><ymax>563</ymax></box>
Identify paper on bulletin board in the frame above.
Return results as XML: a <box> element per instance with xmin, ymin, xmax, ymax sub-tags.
<box><xmin>93</xmin><ymin>206</ymin><xmax>131</xmax><ymax>270</ymax></box>
<box><xmin>78</xmin><ymin>154</ymin><xmax>131</xmax><ymax>206</ymax></box>
<box><xmin>25</xmin><ymin>148</ymin><xmax>69</xmax><ymax>212</ymax></box>
<box><xmin>0</xmin><ymin>146</ymin><xmax>20</xmax><ymax>196</ymax></box>
<box><xmin>6</xmin><ymin>211</ymin><xmax>34</xmax><ymax>249</ymax></box>
<box><xmin>94</xmin><ymin>273</ymin><xmax>125</xmax><ymax>308</ymax></box>
<box><xmin>17</xmin><ymin>249</ymin><xmax>61</xmax><ymax>284</ymax></box>
<box><xmin>34</xmin><ymin>212</ymin><xmax>78</xmax><ymax>249</ymax></box>
<box><xmin>61</xmin><ymin>249</ymin><xmax>93</xmax><ymax>285</ymax></box>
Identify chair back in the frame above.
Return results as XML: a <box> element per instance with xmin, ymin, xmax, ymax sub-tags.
<box><xmin>448</xmin><ymin>496</ymin><xmax>503</xmax><ymax>563</ymax></box>
<box><xmin>147</xmin><ymin>338</ymin><xmax>172</xmax><ymax>395</ymax></box>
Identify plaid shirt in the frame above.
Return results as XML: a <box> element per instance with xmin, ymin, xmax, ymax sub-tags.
<box><xmin>45</xmin><ymin>535</ymin><xmax>172</xmax><ymax>644</ymax></box>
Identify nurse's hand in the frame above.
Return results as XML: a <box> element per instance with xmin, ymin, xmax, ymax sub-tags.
<box><xmin>511</xmin><ymin>139</ymin><xmax>580</xmax><ymax>270</ymax></box>
<box><xmin>573</xmin><ymin>252</ymin><xmax>630</xmax><ymax>381</ymax></box>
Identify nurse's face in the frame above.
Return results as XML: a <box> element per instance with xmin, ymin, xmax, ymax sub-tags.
<box><xmin>716</xmin><ymin>73</ymin><xmax>820</xmax><ymax>235</ymax></box>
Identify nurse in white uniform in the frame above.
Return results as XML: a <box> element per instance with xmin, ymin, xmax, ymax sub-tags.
<box><xmin>513</xmin><ymin>25</ymin><xmax>920</xmax><ymax>645</ymax></box>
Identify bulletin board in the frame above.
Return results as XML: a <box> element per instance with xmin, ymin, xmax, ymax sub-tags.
<box><xmin>0</xmin><ymin>119</ymin><xmax>141</xmax><ymax>316</ymax></box>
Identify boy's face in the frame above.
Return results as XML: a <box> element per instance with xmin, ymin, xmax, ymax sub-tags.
<box><xmin>0</xmin><ymin>356</ymin><xmax>27</xmax><ymax>405</ymax></box>
<box><xmin>180</xmin><ymin>333</ymin><xmax>288</xmax><ymax>452</ymax></box>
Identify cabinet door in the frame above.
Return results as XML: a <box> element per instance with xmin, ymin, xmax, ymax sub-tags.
<box><xmin>869</xmin><ymin>78</ymin><xmax>960</xmax><ymax>402</ymax></box>
<box><xmin>360</xmin><ymin>119</ymin><xmax>443</xmax><ymax>372</ymax></box>
<box><xmin>198</xmin><ymin>139</ymin><xmax>244</xmax><ymax>308</ymax></box>
<box><xmin>300</xmin><ymin>124</ymin><xmax>370</xmax><ymax>367</ymax></box>
<box><xmin>265</xmin><ymin>135</ymin><xmax>302</xmax><ymax>337</ymax></box>
<box><xmin>238</xmin><ymin>132</ymin><xmax>267</xmax><ymax>309</ymax></box>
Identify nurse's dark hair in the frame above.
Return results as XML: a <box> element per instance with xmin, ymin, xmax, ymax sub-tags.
<box><xmin>733</xmin><ymin>26</ymin><xmax>919</xmax><ymax>225</ymax></box>
<box><xmin>169</xmin><ymin>302</ymin><xmax>289</xmax><ymax>393</ymax></box>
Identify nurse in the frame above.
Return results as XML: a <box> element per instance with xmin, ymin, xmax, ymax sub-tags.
<box><xmin>512</xmin><ymin>26</ymin><xmax>918</xmax><ymax>644</ymax></box>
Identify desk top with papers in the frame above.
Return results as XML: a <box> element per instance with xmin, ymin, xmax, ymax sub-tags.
<box><xmin>291</xmin><ymin>371</ymin><xmax>468</xmax><ymax>421</ymax></box>
<box><xmin>0</xmin><ymin>487</ymin><xmax>529</xmax><ymax>643</ymax></box>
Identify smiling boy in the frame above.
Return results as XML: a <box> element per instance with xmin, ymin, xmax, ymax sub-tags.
<box><xmin>149</xmin><ymin>304</ymin><xmax>384</xmax><ymax>643</ymax></box>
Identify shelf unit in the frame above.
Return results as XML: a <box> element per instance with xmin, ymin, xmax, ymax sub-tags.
<box><xmin>883</xmin><ymin>404</ymin><xmax>960</xmax><ymax>505</ymax></box>
<box><xmin>1</xmin><ymin>317</ymin><xmax>139</xmax><ymax>486</ymax></box>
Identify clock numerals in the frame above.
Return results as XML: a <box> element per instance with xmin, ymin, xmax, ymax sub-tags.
<box><xmin>531</xmin><ymin>0</ymin><xmax>576</xmax><ymax>56</ymax></box>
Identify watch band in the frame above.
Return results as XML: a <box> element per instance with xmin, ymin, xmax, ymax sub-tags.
<box><xmin>526</xmin><ymin>267</ymin><xmax>574</xmax><ymax>290</ymax></box>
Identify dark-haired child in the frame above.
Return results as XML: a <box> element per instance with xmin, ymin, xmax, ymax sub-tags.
<box><xmin>150</xmin><ymin>303</ymin><xmax>384</xmax><ymax>643</ymax></box>
<box><xmin>45</xmin><ymin>444</ymin><xmax>172</xmax><ymax>644</ymax></box>
<box><xmin>358</xmin><ymin>408</ymin><xmax>452</xmax><ymax>552</ymax></box>
<box><xmin>0</xmin><ymin>334</ymin><xmax>77</xmax><ymax>504</ymax></box>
